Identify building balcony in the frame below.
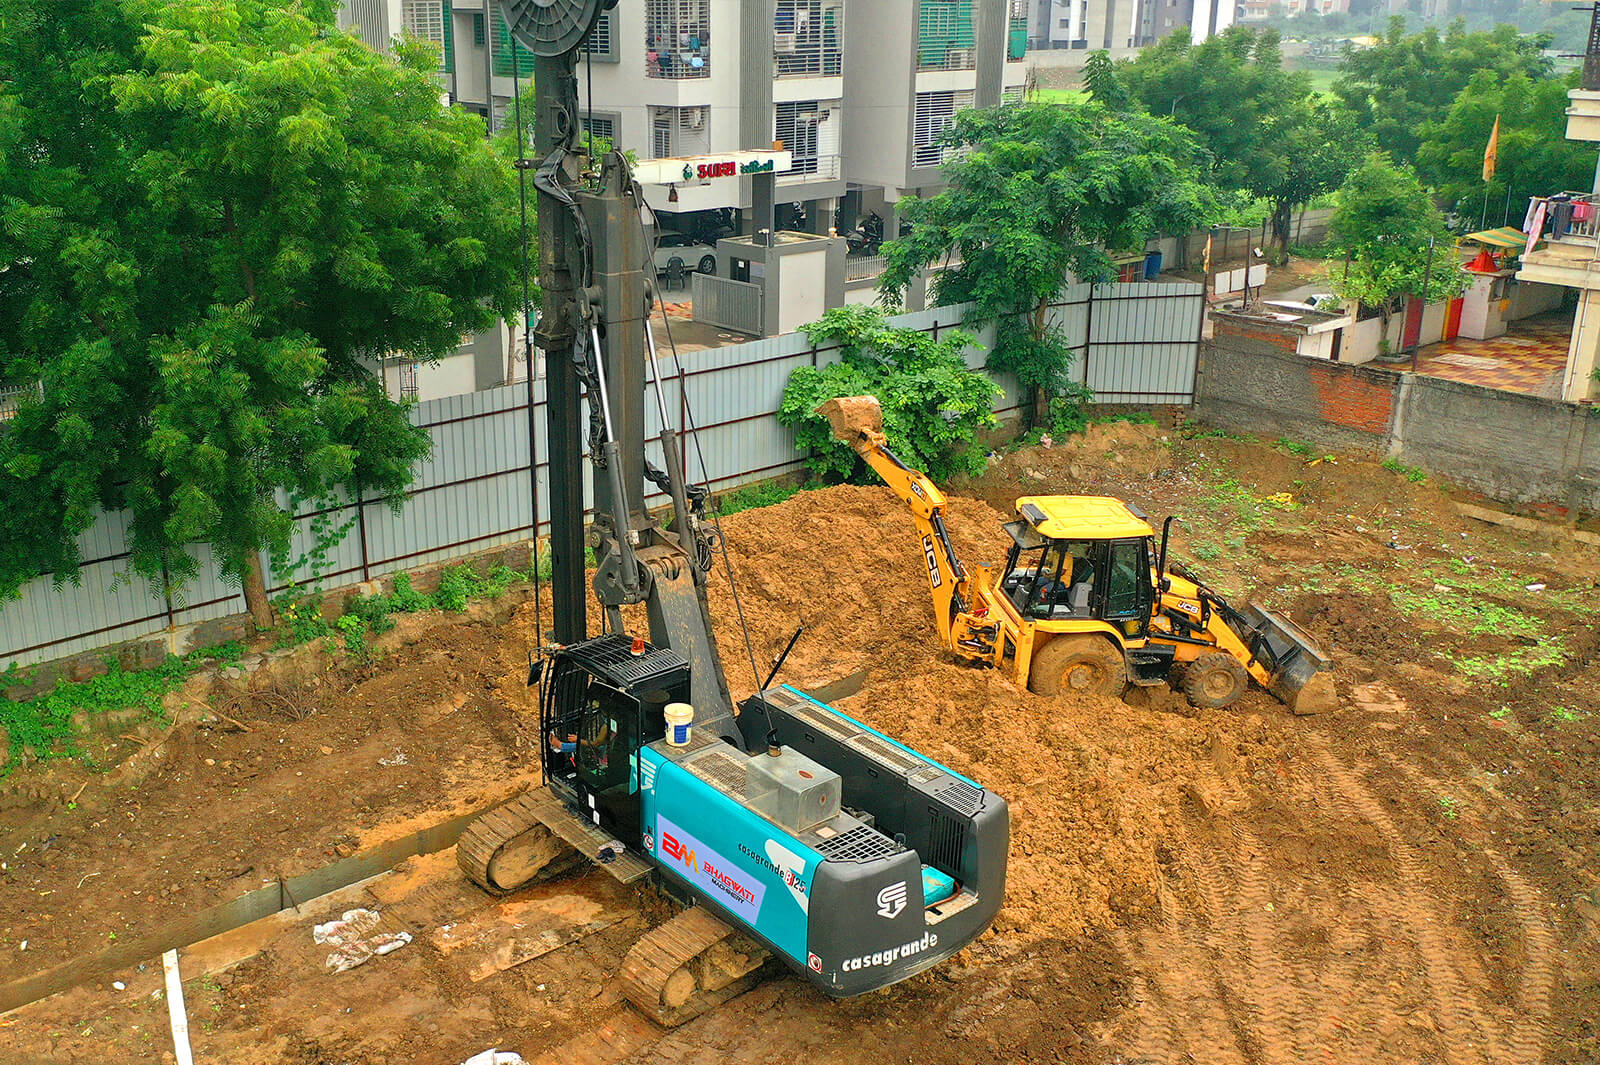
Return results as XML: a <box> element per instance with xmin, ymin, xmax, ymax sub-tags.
<box><xmin>778</xmin><ymin>153</ymin><xmax>842</xmax><ymax>184</ymax></box>
<box><xmin>1515</xmin><ymin>193</ymin><xmax>1600</xmax><ymax>289</ymax></box>
<box><xmin>919</xmin><ymin>0</ymin><xmax>977</xmax><ymax>71</ymax></box>
<box><xmin>774</xmin><ymin>1</ymin><xmax>843</xmax><ymax>78</ymax></box>
<box><xmin>645</xmin><ymin>0</ymin><xmax>711</xmax><ymax>79</ymax></box>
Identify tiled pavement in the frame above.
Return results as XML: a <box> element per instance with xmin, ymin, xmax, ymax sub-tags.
<box><xmin>1410</xmin><ymin>311</ymin><xmax>1573</xmax><ymax>398</ymax></box>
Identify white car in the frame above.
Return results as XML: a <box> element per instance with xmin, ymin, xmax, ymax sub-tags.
<box><xmin>653</xmin><ymin>233</ymin><xmax>718</xmax><ymax>277</ymax></box>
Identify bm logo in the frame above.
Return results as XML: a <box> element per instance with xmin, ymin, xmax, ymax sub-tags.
<box><xmin>662</xmin><ymin>831</ymin><xmax>698</xmax><ymax>872</ymax></box>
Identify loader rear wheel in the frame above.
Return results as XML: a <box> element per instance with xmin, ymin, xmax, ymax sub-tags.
<box><xmin>1181</xmin><ymin>652</ymin><xmax>1249</xmax><ymax>709</ymax></box>
<box><xmin>1028</xmin><ymin>635</ymin><xmax>1125</xmax><ymax>698</ymax></box>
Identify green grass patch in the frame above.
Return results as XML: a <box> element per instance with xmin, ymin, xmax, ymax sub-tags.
<box><xmin>0</xmin><ymin>643</ymin><xmax>242</xmax><ymax>773</ymax></box>
<box><xmin>337</xmin><ymin>563</ymin><xmax>535</xmax><ymax>656</ymax></box>
<box><xmin>1275</xmin><ymin>438</ymin><xmax>1314</xmax><ymax>457</ymax></box>
<box><xmin>1389</xmin><ymin>586</ymin><xmax>1544</xmax><ymax>638</ymax></box>
<box><xmin>1447</xmin><ymin>639</ymin><xmax>1568</xmax><ymax>683</ymax></box>
<box><xmin>1381</xmin><ymin>456</ymin><xmax>1427</xmax><ymax>484</ymax></box>
<box><xmin>715</xmin><ymin>480</ymin><xmax>810</xmax><ymax>517</ymax></box>
<box><xmin>1032</xmin><ymin>88</ymin><xmax>1089</xmax><ymax>105</ymax></box>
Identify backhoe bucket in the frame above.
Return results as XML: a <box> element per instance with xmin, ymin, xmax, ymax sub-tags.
<box><xmin>817</xmin><ymin>395</ymin><xmax>884</xmax><ymax>445</ymax></box>
<box><xmin>1241</xmin><ymin>603</ymin><xmax>1337</xmax><ymax>716</ymax></box>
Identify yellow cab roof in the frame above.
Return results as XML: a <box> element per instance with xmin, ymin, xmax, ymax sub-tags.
<box><xmin>1015</xmin><ymin>495</ymin><xmax>1154</xmax><ymax>540</ymax></box>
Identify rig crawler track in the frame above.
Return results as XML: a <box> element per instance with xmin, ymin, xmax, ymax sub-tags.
<box><xmin>620</xmin><ymin>906</ymin><xmax>772</xmax><ymax>1027</ymax></box>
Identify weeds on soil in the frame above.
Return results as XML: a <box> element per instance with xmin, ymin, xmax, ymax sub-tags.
<box><xmin>0</xmin><ymin>643</ymin><xmax>243</xmax><ymax>773</ymax></box>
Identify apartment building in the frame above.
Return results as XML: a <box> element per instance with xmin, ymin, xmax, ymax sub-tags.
<box><xmin>340</xmin><ymin>0</ymin><xmax>1027</xmax><ymax>237</ymax></box>
<box><xmin>1025</xmin><ymin>0</ymin><xmax>1236</xmax><ymax>48</ymax></box>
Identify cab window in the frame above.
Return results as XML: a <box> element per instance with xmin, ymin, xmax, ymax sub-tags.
<box><xmin>1104</xmin><ymin>538</ymin><xmax>1150</xmax><ymax>620</ymax></box>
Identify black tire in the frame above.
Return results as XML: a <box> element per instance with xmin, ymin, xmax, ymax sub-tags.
<box><xmin>1027</xmin><ymin>635</ymin><xmax>1125</xmax><ymax>698</ymax></box>
<box><xmin>1181</xmin><ymin>652</ymin><xmax>1249</xmax><ymax>709</ymax></box>
<box><xmin>698</xmin><ymin>254</ymin><xmax>717</xmax><ymax>275</ymax></box>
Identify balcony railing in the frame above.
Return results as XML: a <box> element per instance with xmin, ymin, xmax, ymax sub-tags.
<box><xmin>919</xmin><ymin>0</ymin><xmax>976</xmax><ymax>71</ymax></box>
<box><xmin>646</xmin><ymin>0</ymin><xmax>711</xmax><ymax>79</ymax></box>
<box><xmin>0</xmin><ymin>380</ymin><xmax>42</xmax><ymax>423</ymax></box>
<box><xmin>1527</xmin><ymin>192</ymin><xmax>1600</xmax><ymax>244</ymax></box>
<box><xmin>778</xmin><ymin>154</ymin><xmax>842</xmax><ymax>183</ymax></box>
<box><xmin>775</xmin><ymin>1</ymin><xmax>843</xmax><ymax>77</ymax></box>
<box><xmin>845</xmin><ymin>254</ymin><xmax>887</xmax><ymax>281</ymax></box>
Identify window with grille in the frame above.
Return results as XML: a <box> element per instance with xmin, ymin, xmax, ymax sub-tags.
<box><xmin>913</xmin><ymin>89</ymin><xmax>973</xmax><ymax>168</ymax></box>
<box><xmin>644</xmin><ymin>0</ymin><xmax>711</xmax><ymax>79</ymax></box>
<box><xmin>402</xmin><ymin>0</ymin><xmax>448</xmax><ymax>71</ymax></box>
<box><xmin>648</xmin><ymin>106</ymin><xmax>710</xmax><ymax>159</ymax></box>
<box><xmin>584</xmin><ymin>9</ymin><xmax>618</xmax><ymax>62</ymax></box>
<box><xmin>1007</xmin><ymin>0</ymin><xmax>1029</xmax><ymax>59</ymax></box>
<box><xmin>1001</xmin><ymin>85</ymin><xmax>1024</xmax><ymax>105</ymax></box>
<box><xmin>492</xmin><ymin>13</ymin><xmax>536</xmax><ymax>78</ymax></box>
<box><xmin>776</xmin><ymin>102</ymin><xmax>822</xmax><ymax>175</ymax></box>
<box><xmin>581</xmin><ymin>113</ymin><xmax>617</xmax><ymax>153</ymax></box>
<box><xmin>774</xmin><ymin>1</ymin><xmax>843</xmax><ymax>78</ymax></box>
<box><xmin>918</xmin><ymin>0</ymin><xmax>976</xmax><ymax>70</ymax></box>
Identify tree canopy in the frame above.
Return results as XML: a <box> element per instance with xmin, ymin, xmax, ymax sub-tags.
<box><xmin>0</xmin><ymin>0</ymin><xmax>524</xmax><ymax>622</ymax></box>
<box><xmin>1416</xmin><ymin>69</ymin><xmax>1594</xmax><ymax>222</ymax></box>
<box><xmin>877</xmin><ymin>102</ymin><xmax>1210</xmax><ymax>416</ymax></box>
<box><xmin>1327</xmin><ymin>155</ymin><xmax>1468</xmax><ymax>320</ymax></box>
<box><xmin>1116</xmin><ymin>29</ymin><xmax>1366</xmax><ymax>254</ymax></box>
<box><xmin>1333</xmin><ymin>17</ymin><xmax>1552</xmax><ymax>163</ymax></box>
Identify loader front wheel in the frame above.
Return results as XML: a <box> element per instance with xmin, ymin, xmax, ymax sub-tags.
<box><xmin>1028</xmin><ymin>635</ymin><xmax>1125</xmax><ymax>698</ymax></box>
<box><xmin>1181</xmin><ymin>652</ymin><xmax>1249</xmax><ymax>709</ymax></box>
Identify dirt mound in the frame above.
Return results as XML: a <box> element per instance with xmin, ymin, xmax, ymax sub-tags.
<box><xmin>707</xmin><ymin>484</ymin><xmax>1273</xmax><ymax>945</ymax></box>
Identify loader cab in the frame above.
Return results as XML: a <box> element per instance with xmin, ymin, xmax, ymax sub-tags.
<box><xmin>998</xmin><ymin>497</ymin><xmax>1159</xmax><ymax>638</ymax></box>
<box><xmin>541</xmin><ymin>635</ymin><xmax>691</xmax><ymax>842</ymax></box>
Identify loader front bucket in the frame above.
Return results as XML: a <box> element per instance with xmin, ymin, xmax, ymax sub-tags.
<box><xmin>816</xmin><ymin>395</ymin><xmax>884</xmax><ymax>446</ymax></box>
<box><xmin>1241</xmin><ymin>603</ymin><xmax>1337</xmax><ymax>716</ymax></box>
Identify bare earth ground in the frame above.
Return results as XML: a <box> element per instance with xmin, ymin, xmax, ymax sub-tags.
<box><xmin>3</xmin><ymin>423</ymin><xmax>1598</xmax><ymax>1065</ymax></box>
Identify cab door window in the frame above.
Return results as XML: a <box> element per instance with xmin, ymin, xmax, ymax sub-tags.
<box><xmin>1105</xmin><ymin>538</ymin><xmax>1150</xmax><ymax>620</ymax></box>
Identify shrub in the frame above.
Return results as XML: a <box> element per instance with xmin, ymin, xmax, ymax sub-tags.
<box><xmin>778</xmin><ymin>306</ymin><xmax>1001</xmax><ymax>482</ymax></box>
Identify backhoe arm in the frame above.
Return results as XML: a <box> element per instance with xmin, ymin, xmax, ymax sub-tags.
<box><xmin>817</xmin><ymin>398</ymin><xmax>972</xmax><ymax>648</ymax></box>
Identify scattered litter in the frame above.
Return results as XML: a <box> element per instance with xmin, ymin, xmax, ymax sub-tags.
<box><xmin>461</xmin><ymin>1051</ymin><xmax>527</xmax><ymax>1065</ymax></box>
<box><xmin>1525</xmin><ymin>583</ymin><xmax>1546</xmax><ymax>593</ymax></box>
<box><xmin>596</xmin><ymin>839</ymin><xmax>626</xmax><ymax>864</ymax></box>
<box><xmin>315</xmin><ymin>908</ymin><xmax>412</xmax><ymax>973</ymax></box>
<box><xmin>113</xmin><ymin>981</ymin><xmax>126</xmax><ymax>991</ymax></box>
<box><xmin>378</xmin><ymin>750</ymin><xmax>409</xmax><ymax>767</ymax></box>
<box><xmin>314</xmin><ymin>909</ymin><xmax>382</xmax><ymax>945</ymax></box>
<box><xmin>319</xmin><ymin>745</ymin><xmax>334</xmax><ymax>755</ymax></box>
<box><xmin>17</xmin><ymin>941</ymin><xmax>25</xmax><ymax>951</ymax></box>
<box><xmin>1038</xmin><ymin>434</ymin><xmax>1054</xmax><ymax>448</ymax></box>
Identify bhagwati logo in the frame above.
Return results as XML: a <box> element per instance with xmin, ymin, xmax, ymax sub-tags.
<box><xmin>658</xmin><ymin>815</ymin><xmax>766</xmax><ymax>923</ymax></box>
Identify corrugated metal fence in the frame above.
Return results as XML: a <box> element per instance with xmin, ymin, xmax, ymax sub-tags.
<box><xmin>0</xmin><ymin>284</ymin><xmax>1201</xmax><ymax>669</ymax></box>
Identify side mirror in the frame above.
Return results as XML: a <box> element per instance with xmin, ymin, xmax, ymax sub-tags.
<box><xmin>528</xmin><ymin>654</ymin><xmax>545</xmax><ymax>687</ymax></box>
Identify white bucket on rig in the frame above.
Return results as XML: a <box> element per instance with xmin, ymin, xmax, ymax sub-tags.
<box><xmin>664</xmin><ymin>703</ymin><xmax>695</xmax><ymax>747</ymax></box>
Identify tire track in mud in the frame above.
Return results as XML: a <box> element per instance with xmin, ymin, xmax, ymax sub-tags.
<box><xmin>1305</xmin><ymin>739</ymin><xmax>1490</xmax><ymax>1065</ymax></box>
<box><xmin>1383</xmin><ymin>757</ymin><xmax>1559</xmax><ymax>1065</ymax></box>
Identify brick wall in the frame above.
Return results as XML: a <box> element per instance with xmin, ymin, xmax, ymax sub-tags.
<box><xmin>1197</xmin><ymin>334</ymin><xmax>1600</xmax><ymax>514</ymax></box>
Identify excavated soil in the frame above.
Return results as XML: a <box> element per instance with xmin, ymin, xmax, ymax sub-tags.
<box><xmin>5</xmin><ymin>425</ymin><xmax>1600</xmax><ymax>1065</ymax></box>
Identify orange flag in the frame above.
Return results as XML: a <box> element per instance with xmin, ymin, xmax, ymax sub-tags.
<box><xmin>1482</xmin><ymin>114</ymin><xmax>1500</xmax><ymax>182</ymax></box>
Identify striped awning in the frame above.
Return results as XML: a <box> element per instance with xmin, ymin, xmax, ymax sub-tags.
<box><xmin>1463</xmin><ymin>226</ymin><xmax>1537</xmax><ymax>250</ymax></box>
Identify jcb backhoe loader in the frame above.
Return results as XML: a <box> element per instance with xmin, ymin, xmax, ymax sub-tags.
<box><xmin>818</xmin><ymin>396</ymin><xmax>1337</xmax><ymax>715</ymax></box>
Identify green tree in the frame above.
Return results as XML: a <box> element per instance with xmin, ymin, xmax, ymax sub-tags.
<box><xmin>1327</xmin><ymin>155</ymin><xmax>1468</xmax><ymax>335</ymax></box>
<box><xmin>0</xmin><ymin>0</ymin><xmax>523</xmax><ymax>625</ymax></box>
<box><xmin>1333</xmin><ymin>17</ymin><xmax>1553</xmax><ymax>163</ymax></box>
<box><xmin>1118</xmin><ymin>26</ymin><xmax>1363</xmax><ymax>255</ymax></box>
<box><xmin>1119</xmin><ymin>27</ymin><xmax>1307</xmax><ymax>190</ymax></box>
<box><xmin>778</xmin><ymin>306</ymin><xmax>999</xmax><ymax>482</ymax></box>
<box><xmin>1416</xmin><ymin>69</ymin><xmax>1593</xmax><ymax>223</ymax></box>
<box><xmin>877</xmin><ymin>103</ymin><xmax>1210</xmax><ymax>422</ymax></box>
<box><xmin>1082</xmin><ymin>49</ymin><xmax>1130</xmax><ymax>112</ymax></box>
